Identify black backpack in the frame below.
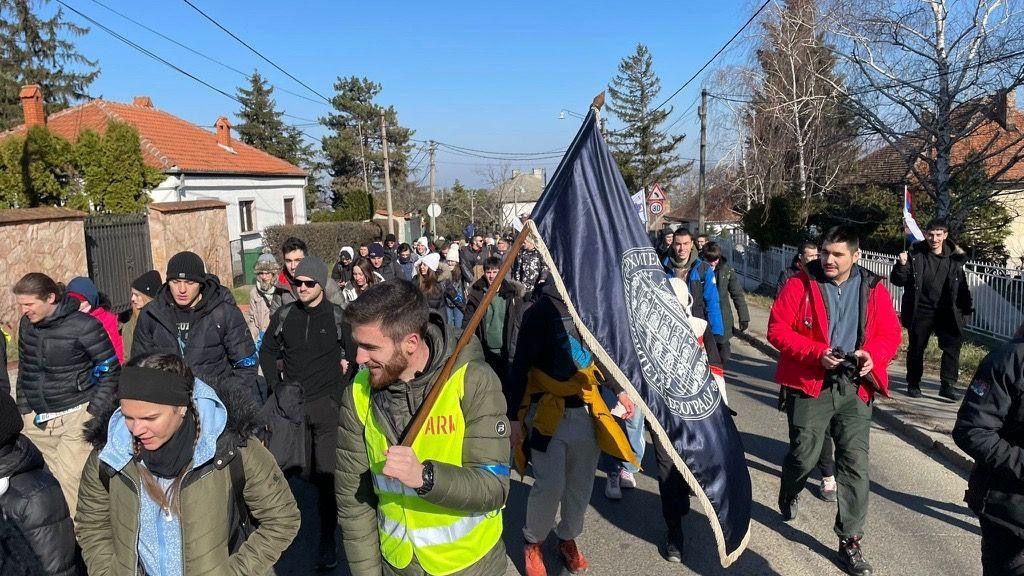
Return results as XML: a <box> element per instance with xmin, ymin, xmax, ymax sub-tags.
<box><xmin>272</xmin><ymin>301</ymin><xmax>346</xmax><ymax>342</ymax></box>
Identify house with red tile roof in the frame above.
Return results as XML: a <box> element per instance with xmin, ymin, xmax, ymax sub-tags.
<box><xmin>2</xmin><ymin>85</ymin><xmax>307</xmax><ymax>252</ymax></box>
<box><xmin>850</xmin><ymin>91</ymin><xmax>1024</xmax><ymax>264</ymax></box>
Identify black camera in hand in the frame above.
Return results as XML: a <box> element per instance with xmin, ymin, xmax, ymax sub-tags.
<box><xmin>829</xmin><ymin>347</ymin><xmax>861</xmax><ymax>373</ymax></box>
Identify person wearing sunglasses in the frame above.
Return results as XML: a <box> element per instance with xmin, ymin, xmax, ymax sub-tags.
<box><xmin>259</xmin><ymin>256</ymin><xmax>350</xmax><ymax>571</ymax></box>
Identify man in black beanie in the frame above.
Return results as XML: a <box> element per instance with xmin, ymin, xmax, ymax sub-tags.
<box><xmin>0</xmin><ymin>393</ymin><xmax>77</xmax><ymax>575</ymax></box>
<box><xmin>259</xmin><ymin>255</ymin><xmax>347</xmax><ymax>570</ymax></box>
<box><xmin>133</xmin><ymin>251</ymin><xmax>258</xmax><ymax>398</ymax></box>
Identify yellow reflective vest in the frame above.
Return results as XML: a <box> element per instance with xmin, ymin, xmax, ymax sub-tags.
<box><xmin>351</xmin><ymin>367</ymin><xmax>503</xmax><ymax>575</ymax></box>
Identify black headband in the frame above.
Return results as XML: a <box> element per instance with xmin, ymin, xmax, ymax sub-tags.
<box><xmin>118</xmin><ymin>366</ymin><xmax>193</xmax><ymax>406</ymax></box>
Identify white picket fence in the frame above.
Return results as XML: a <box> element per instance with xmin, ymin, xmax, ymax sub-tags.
<box><xmin>717</xmin><ymin>238</ymin><xmax>1024</xmax><ymax>341</ymax></box>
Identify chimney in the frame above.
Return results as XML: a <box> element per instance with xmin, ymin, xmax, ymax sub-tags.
<box><xmin>998</xmin><ymin>89</ymin><xmax>1018</xmax><ymax>131</ymax></box>
<box><xmin>132</xmin><ymin>96</ymin><xmax>153</xmax><ymax>108</ymax></box>
<box><xmin>19</xmin><ymin>84</ymin><xmax>45</xmax><ymax>127</ymax></box>
<box><xmin>215</xmin><ymin>116</ymin><xmax>232</xmax><ymax>147</ymax></box>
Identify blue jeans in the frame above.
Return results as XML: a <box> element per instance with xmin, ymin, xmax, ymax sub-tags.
<box><xmin>446</xmin><ymin>306</ymin><xmax>464</xmax><ymax>329</ymax></box>
<box><xmin>599</xmin><ymin>387</ymin><xmax>646</xmax><ymax>474</ymax></box>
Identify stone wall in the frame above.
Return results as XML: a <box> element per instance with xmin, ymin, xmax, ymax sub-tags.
<box><xmin>0</xmin><ymin>207</ymin><xmax>88</xmax><ymax>336</ymax></box>
<box><xmin>148</xmin><ymin>200</ymin><xmax>232</xmax><ymax>288</ymax></box>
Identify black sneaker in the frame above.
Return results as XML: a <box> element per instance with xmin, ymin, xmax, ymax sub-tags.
<box><xmin>317</xmin><ymin>543</ymin><xmax>338</xmax><ymax>572</ymax></box>
<box><xmin>663</xmin><ymin>530</ymin><xmax>683</xmax><ymax>563</ymax></box>
<box><xmin>939</xmin><ymin>384</ymin><xmax>961</xmax><ymax>401</ymax></box>
<box><xmin>907</xmin><ymin>384</ymin><xmax>922</xmax><ymax>398</ymax></box>
<box><xmin>778</xmin><ymin>491</ymin><xmax>799</xmax><ymax>522</ymax></box>
<box><xmin>838</xmin><ymin>536</ymin><xmax>874</xmax><ymax>576</ymax></box>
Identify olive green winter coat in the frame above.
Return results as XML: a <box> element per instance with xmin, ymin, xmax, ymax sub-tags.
<box><xmin>75</xmin><ymin>380</ymin><xmax>300</xmax><ymax>576</ymax></box>
<box><xmin>335</xmin><ymin>312</ymin><xmax>511</xmax><ymax>576</ymax></box>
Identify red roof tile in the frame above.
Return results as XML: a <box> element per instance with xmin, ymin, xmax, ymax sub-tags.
<box><xmin>850</xmin><ymin>95</ymin><xmax>1024</xmax><ymax>186</ymax></box>
<box><xmin>1</xmin><ymin>99</ymin><xmax>306</xmax><ymax>177</ymax></box>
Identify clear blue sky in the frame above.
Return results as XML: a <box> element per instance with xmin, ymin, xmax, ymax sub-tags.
<box><xmin>62</xmin><ymin>0</ymin><xmax>754</xmax><ymax>187</ymax></box>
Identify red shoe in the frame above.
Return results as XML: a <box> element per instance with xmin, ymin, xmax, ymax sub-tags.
<box><xmin>524</xmin><ymin>541</ymin><xmax>547</xmax><ymax>576</ymax></box>
<box><xmin>558</xmin><ymin>539</ymin><xmax>589</xmax><ymax>574</ymax></box>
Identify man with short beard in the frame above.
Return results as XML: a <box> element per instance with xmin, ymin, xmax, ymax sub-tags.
<box><xmin>769</xmin><ymin>225</ymin><xmax>901</xmax><ymax>576</ymax></box>
<box><xmin>335</xmin><ymin>280</ymin><xmax>510</xmax><ymax>576</ymax></box>
<box><xmin>260</xmin><ymin>256</ymin><xmax>347</xmax><ymax>571</ymax></box>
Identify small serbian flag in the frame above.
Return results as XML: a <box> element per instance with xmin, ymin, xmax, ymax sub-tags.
<box><xmin>903</xmin><ymin>185</ymin><xmax>925</xmax><ymax>242</ymax></box>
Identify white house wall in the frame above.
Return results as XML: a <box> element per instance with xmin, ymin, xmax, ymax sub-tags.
<box><xmin>500</xmin><ymin>201</ymin><xmax>537</xmax><ymax>229</ymax></box>
<box><xmin>150</xmin><ymin>174</ymin><xmax>307</xmax><ymax>249</ymax></box>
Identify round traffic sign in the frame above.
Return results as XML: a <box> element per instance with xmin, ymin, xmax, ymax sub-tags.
<box><xmin>426</xmin><ymin>203</ymin><xmax>442</xmax><ymax>218</ymax></box>
<box><xmin>649</xmin><ymin>202</ymin><xmax>664</xmax><ymax>215</ymax></box>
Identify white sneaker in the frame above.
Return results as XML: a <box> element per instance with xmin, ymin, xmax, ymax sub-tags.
<box><xmin>605</xmin><ymin>472</ymin><xmax>622</xmax><ymax>500</ymax></box>
<box><xmin>619</xmin><ymin>468</ymin><xmax>637</xmax><ymax>489</ymax></box>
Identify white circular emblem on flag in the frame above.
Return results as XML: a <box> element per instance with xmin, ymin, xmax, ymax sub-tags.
<box><xmin>620</xmin><ymin>248</ymin><xmax>720</xmax><ymax>421</ymax></box>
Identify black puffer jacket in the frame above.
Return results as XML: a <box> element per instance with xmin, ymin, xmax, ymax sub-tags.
<box><xmin>0</xmin><ymin>435</ymin><xmax>76</xmax><ymax>576</ymax></box>
<box><xmin>132</xmin><ymin>278</ymin><xmax>257</xmax><ymax>392</ymax></box>
<box><xmin>16</xmin><ymin>294</ymin><xmax>120</xmax><ymax>415</ymax></box>
<box><xmin>953</xmin><ymin>335</ymin><xmax>1024</xmax><ymax>537</ymax></box>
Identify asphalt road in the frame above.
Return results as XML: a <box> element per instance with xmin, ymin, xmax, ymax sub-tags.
<box><xmin>277</xmin><ymin>338</ymin><xmax>981</xmax><ymax>575</ymax></box>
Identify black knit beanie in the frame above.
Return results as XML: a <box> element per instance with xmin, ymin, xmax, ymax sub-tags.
<box><xmin>132</xmin><ymin>270</ymin><xmax>163</xmax><ymax>299</ymax></box>
<box><xmin>0</xmin><ymin>393</ymin><xmax>23</xmax><ymax>447</ymax></box>
<box><xmin>166</xmin><ymin>251</ymin><xmax>206</xmax><ymax>283</ymax></box>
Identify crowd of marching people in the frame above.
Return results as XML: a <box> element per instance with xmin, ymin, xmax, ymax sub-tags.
<box><xmin>1</xmin><ymin>216</ymin><xmax>1022</xmax><ymax>576</ymax></box>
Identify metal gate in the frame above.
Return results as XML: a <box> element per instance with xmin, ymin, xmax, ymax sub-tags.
<box><xmin>84</xmin><ymin>212</ymin><xmax>153</xmax><ymax>313</ymax></box>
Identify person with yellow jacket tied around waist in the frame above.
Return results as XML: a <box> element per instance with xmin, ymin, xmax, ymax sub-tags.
<box><xmin>508</xmin><ymin>281</ymin><xmax>638</xmax><ymax>576</ymax></box>
<box><xmin>335</xmin><ymin>279</ymin><xmax>511</xmax><ymax>576</ymax></box>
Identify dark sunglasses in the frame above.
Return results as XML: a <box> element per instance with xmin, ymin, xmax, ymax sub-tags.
<box><xmin>296</xmin><ymin>279</ymin><xmax>318</xmax><ymax>288</ymax></box>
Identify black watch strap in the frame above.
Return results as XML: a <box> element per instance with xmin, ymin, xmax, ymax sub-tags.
<box><xmin>416</xmin><ymin>461</ymin><xmax>435</xmax><ymax>496</ymax></box>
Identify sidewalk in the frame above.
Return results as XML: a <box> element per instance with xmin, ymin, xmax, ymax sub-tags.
<box><xmin>735</xmin><ymin>300</ymin><xmax>974</xmax><ymax>474</ymax></box>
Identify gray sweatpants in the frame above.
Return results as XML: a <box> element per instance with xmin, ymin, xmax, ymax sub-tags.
<box><xmin>523</xmin><ymin>407</ymin><xmax>601</xmax><ymax>543</ymax></box>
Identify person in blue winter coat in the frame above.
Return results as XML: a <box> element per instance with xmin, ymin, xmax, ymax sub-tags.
<box><xmin>687</xmin><ymin>241</ymin><xmax>749</xmax><ymax>368</ymax></box>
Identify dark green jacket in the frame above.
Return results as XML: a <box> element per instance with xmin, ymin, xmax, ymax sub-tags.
<box><xmin>335</xmin><ymin>312</ymin><xmax>511</xmax><ymax>576</ymax></box>
<box><xmin>75</xmin><ymin>379</ymin><xmax>300</xmax><ymax>576</ymax></box>
<box><xmin>691</xmin><ymin>258</ymin><xmax>750</xmax><ymax>339</ymax></box>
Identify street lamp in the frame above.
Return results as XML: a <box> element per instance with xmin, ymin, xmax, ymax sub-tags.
<box><xmin>559</xmin><ymin>109</ymin><xmax>586</xmax><ymax>120</ymax></box>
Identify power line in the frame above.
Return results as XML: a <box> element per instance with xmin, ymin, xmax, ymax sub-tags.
<box><xmin>414</xmin><ymin>138</ymin><xmax>566</xmax><ymax>157</ymax></box>
<box><xmin>85</xmin><ymin>0</ymin><xmax>327</xmax><ymax>108</ymax></box>
<box><xmin>181</xmin><ymin>0</ymin><xmax>332</xmax><ymax>104</ymax></box>
<box><xmin>55</xmin><ymin>0</ymin><xmax>322</xmax><ymax>144</ymax></box>
<box><xmin>654</xmin><ymin>0</ymin><xmax>772</xmax><ymax>112</ymax></box>
<box><xmin>437</xmin><ymin>147</ymin><xmax>566</xmax><ymax>162</ymax></box>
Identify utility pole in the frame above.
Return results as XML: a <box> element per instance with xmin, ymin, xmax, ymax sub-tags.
<box><xmin>380</xmin><ymin>111</ymin><xmax>394</xmax><ymax>236</ymax></box>
<box><xmin>698</xmin><ymin>88</ymin><xmax>707</xmax><ymax>234</ymax></box>
<box><xmin>428</xmin><ymin>140</ymin><xmax>437</xmax><ymax>236</ymax></box>
<box><xmin>357</xmin><ymin>123</ymin><xmax>371</xmax><ymax>200</ymax></box>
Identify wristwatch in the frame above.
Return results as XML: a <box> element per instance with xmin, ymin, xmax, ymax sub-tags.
<box><xmin>416</xmin><ymin>461</ymin><xmax>435</xmax><ymax>496</ymax></box>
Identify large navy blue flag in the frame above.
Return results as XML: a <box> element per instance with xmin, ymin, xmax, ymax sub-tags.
<box><xmin>529</xmin><ymin>108</ymin><xmax>751</xmax><ymax>565</ymax></box>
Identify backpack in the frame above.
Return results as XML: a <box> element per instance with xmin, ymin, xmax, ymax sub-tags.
<box><xmin>272</xmin><ymin>301</ymin><xmax>346</xmax><ymax>342</ymax></box>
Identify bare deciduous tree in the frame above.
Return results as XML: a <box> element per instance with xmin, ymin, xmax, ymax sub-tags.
<box><xmin>824</xmin><ymin>0</ymin><xmax>1024</xmax><ymax>227</ymax></box>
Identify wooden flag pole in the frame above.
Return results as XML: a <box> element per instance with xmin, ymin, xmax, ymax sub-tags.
<box><xmin>401</xmin><ymin>224</ymin><xmax>533</xmax><ymax>447</ymax></box>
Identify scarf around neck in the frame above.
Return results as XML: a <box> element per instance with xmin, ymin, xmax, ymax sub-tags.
<box><xmin>139</xmin><ymin>409</ymin><xmax>197</xmax><ymax>479</ymax></box>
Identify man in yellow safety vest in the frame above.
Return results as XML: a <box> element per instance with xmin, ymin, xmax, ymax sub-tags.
<box><xmin>335</xmin><ymin>279</ymin><xmax>511</xmax><ymax>576</ymax></box>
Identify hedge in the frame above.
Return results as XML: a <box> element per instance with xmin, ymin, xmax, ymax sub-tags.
<box><xmin>263</xmin><ymin>221</ymin><xmax>383</xmax><ymax>264</ymax></box>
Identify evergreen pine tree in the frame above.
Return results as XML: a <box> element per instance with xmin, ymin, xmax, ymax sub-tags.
<box><xmin>321</xmin><ymin>76</ymin><xmax>413</xmax><ymax>209</ymax></box>
<box><xmin>606</xmin><ymin>44</ymin><xmax>688</xmax><ymax>193</ymax></box>
<box><xmin>235</xmin><ymin>71</ymin><xmax>311</xmax><ymax>166</ymax></box>
<box><xmin>0</xmin><ymin>0</ymin><xmax>98</xmax><ymax>130</ymax></box>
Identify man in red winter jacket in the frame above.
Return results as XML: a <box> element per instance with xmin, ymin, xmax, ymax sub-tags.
<box><xmin>767</xmin><ymin>225</ymin><xmax>901</xmax><ymax>576</ymax></box>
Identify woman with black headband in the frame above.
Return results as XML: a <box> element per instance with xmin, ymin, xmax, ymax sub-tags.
<box><xmin>75</xmin><ymin>353</ymin><xmax>299</xmax><ymax>575</ymax></box>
